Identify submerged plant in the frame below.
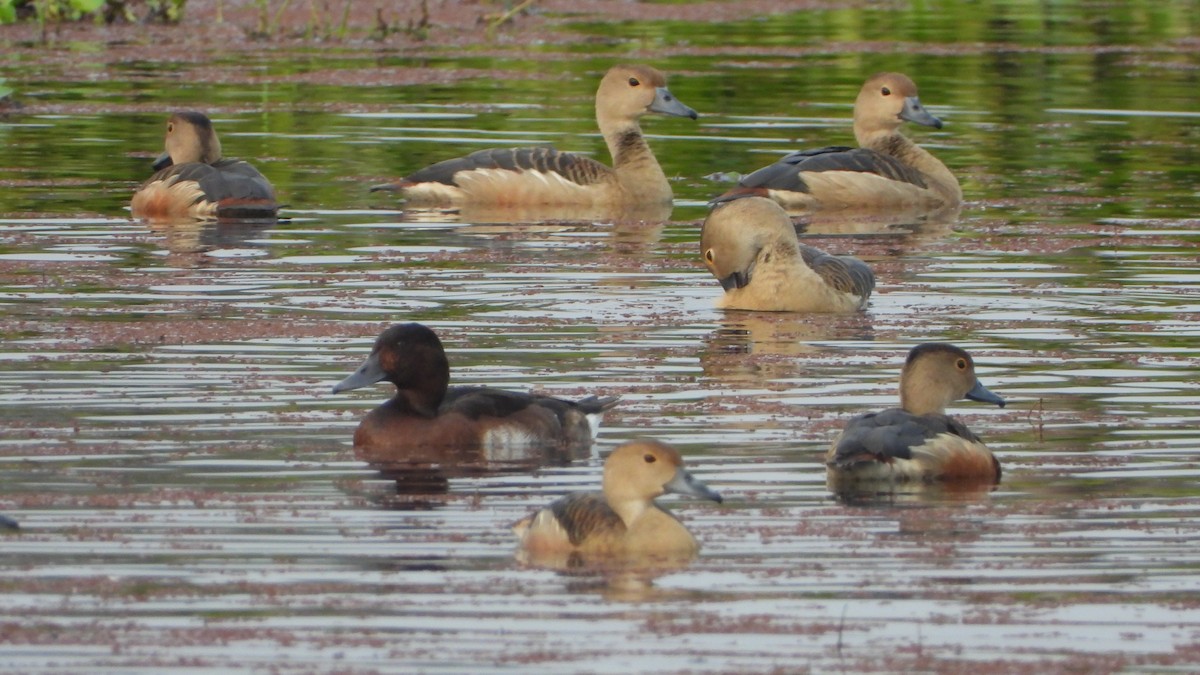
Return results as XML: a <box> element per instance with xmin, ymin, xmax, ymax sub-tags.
<box><xmin>251</xmin><ymin>0</ymin><xmax>291</xmax><ymax>38</ymax></box>
<box><xmin>144</xmin><ymin>0</ymin><xmax>186</xmax><ymax>23</ymax></box>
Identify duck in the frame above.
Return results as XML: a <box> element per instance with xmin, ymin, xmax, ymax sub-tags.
<box><xmin>714</xmin><ymin>72</ymin><xmax>961</xmax><ymax>211</ymax></box>
<box><xmin>370</xmin><ymin>64</ymin><xmax>698</xmax><ymax>208</ymax></box>
<box><xmin>826</xmin><ymin>343</ymin><xmax>1006</xmax><ymax>486</ymax></box>
<box><xmin>331</xmin><ymin>323</ymin><xmax>619</xmax><ymax>464</ymax></box>
<box><xmin>700</xmin><ymin>196</ymin><xmax>875</xmax><ymax>312</ymax></box>
<box><xmin>131</xmin><ymin>112</ymin><xmax>278</xmax><ymax>221</ymax></box>
<box><xmin>513</xmin><ymin>439</ymin><xmax>722</xmax><ymax>557</ymax></box>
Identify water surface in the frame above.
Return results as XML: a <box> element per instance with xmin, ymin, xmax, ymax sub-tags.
<box><xmin>1</xmin><ymin>1</ymin><xmax>1200</xmax><ymax>671</ymax></box>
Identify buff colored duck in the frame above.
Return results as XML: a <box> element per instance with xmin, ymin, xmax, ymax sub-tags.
<box><xmin>701</xmin><ymin>196</ymin><xmax>875</xmax><ymax>312</ymax></box>
<box><xmin>371</xmin><ymin>64</ymin><xmax>698</xmax><ymax>208</ymax></box>
<box><xmin>827</xmin><ymin>343</ymin><xmax>1006</xmax><ymax>486</ymax></box>
<box><xmin>513</xmin><ymin>439</ymin><xmax>722</xmax><ymax>557</ymax></box>
<box><xmin>131</xmin><ymin>112</ymin><xmax>277</xmax><ymax>221</ymax></box>
<box><xmin>715</xmin><ymin>73</ymin><xmax>961</xmax><ymax>211</ymax></box>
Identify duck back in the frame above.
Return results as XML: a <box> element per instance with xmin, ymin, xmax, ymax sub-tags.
<box><xmin>134</xmin><ymin>159</ymin><xmax>276</xmax><ymax>220</ymax></box>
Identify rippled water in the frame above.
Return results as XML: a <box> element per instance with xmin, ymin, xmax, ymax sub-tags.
<box><xmin>2</xmin><ymin>2</ymin><xmax>1200</xmax><ymax>671</ymax></box>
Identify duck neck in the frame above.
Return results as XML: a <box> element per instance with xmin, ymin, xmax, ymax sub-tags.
<box><xmin>606</xmin><ymin>495</ymin><xmax>651</xmax><ymax>528</ymax></box>
<box><xmin>393</xmin><ymin>352</ymin><xmax>450</xmax><ymax>418</ymax></box>
<box><xmin>601</xmin><ymin>466</ymin><xmax>656</xmax><ymax>526</ymax></box>
<box><xmin>602</xmin><ymin>120</ymin><xmax>670</xmax><ymax>202</ymax></box>
<box><xmin>899</xmin><ymin>380</ymin><xmax>951</xmax><ymax>417</ymax></box>
<box><xmin>859</xmin><ymin>130</ymin><xmax>961</xmax><ymax>203</ymax></box>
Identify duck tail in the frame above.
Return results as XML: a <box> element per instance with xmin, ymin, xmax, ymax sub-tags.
<box><xmin>368</xmin><ymin>180</ymin><xmax>412</xmax><ymax>193</ymax></box>
<box><xmin>577</xmin><ymin>395</ymin><xmax>621</xmax><ymax>413</ymax></box>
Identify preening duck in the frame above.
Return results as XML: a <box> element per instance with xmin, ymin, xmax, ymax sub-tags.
<box><xmin>701</xmin><ymin>196</ymin><xmax>875</xmax><ymax>312</ymax></box>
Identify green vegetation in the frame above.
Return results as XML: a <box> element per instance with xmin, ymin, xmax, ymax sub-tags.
<box><xmin>0</xmin><ymin>0</ymin><xmax>186</xmax><ymax>25</ymax></box>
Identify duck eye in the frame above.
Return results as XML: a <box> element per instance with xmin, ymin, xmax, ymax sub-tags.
<box><xmin>628</xmin><ymin>77</ymin><xmax>640</xmax><ymax>87</ymax></box>
<box><xmin>167</xmin><ymin>123</ymin><xmax>174</xmax><ymax>132</ymax></box>
<box><xmin>643</xmin><ymin>453</ymin><xmax>656</xmax><ymax>463</ymax></box>
<box><xmin>881</xmin><ymin>86</ymin><xmax>891</xmax><ymax>96</ymax></box>
<box><xmin>704</xmin><ymin>249</ymin><xmax>715</xmax><ymax>263</ymax></box>
<box><xmin>956</xmin><ymin>358</ymin><xmax>967</xmax><ymax>370</ymax></box>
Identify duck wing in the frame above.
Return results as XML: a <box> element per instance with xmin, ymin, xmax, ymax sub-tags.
<box><xmin>714</xmin><ymin>146</ymin><xmax>928</xmax><ymax>202</ymax></box>
<box><xmin>441</xmin><ymin>387</ymin><xmax>617</xmax><ymax>419</ymax></box>
<box><xmin>799</xmin><ymin>245</ymin><xmax>875</xmax><ymax>300</ymax></box>
<box><xmin>145</xmin><ymin>159</ymin><xmax>277</xmax><ymax>216</ymax></box>
<box><xmin>829</xmin><ymin>408</ymin><xmax>980</xmax><ymax>468</ymax></box>
<box><xmin>394</xmin><ymin>147</ymin><xmax>613</xmax><ymax>189</ymax></box>
<box><xmin>545</xmin><ymin>492</ymin><xmax>626</xmax><ymax>546</ymax></box>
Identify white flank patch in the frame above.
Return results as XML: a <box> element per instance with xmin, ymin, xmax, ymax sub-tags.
<box><xmin>483</xmin><ymin>425</ymin><xmax>538</xmax><ymax>461</ymax></box>
<box><xmin>585</xmin><ymin>413</ymin><xmax>605</xmax><ymax>442</ymax></box>
<box><xmin>403</xmin><ymin>182</ymin><xmax>466</xmax><ymax>205</ymax></box>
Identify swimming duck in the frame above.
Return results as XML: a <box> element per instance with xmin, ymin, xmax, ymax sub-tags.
<box><xmin>827</xmin><ymin>343</ymin><xmax>1006</xmax><ymax>485</ymax></box>
<box><xmin>131</xmin><ymin>112</ymin><xmax>278</xmax><ymax>221</ymax></box>
<box><xmin>332</xmin><ymin>323</ymin><xmax>618</xmax><ymax>464</ymax></box>
<box><xmin>371</xmin><ymin>64</ymin><xmax>698</xmax><ymax>208</ymax></box>
<box><xmin>513</xmin><ymin>439</ymin><xmax>722</xmax><ymax>556</ymax></box>
<box><xmin>714</xmin><ymin>73</ymin><xmax>961</xmax><ymax>211</ymax></box>
<box><xmin>700</xmin><ymin>196</ymin><xmax>875</xmax><ymax>312</ymax></box>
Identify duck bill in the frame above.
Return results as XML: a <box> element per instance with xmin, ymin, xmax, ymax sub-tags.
<box><xmin>332</xmin><ymin>352</ymin><xmax>387</xmax><ymax>394</ymax></box>
<box><xmin>649</xmin><ymin>86</ymin><xmax>699</xmax><ymax>120</ymax></box>
<box><xmin>663</xmin><ymin>467</ymin><xmax>723</xmax><ymax>504</ymax></box>
<box><xmin>965</xmin><ymin>379</ymin><xmax>1005</xmax><ymax>408</ymax></box>
<box><xmin>900</xmin><ymin>96</ymin><xmax>943</xmax><ymax>129</ymax></box>
<box><xmin>718</xmin><ymin>270</ymin><xmax>749</xmax><ymax>292</ymax></box>
<box><xmin>151</xmin><ymin>150</ymin><xmax>173</xmax><ymax>171</ymax></box>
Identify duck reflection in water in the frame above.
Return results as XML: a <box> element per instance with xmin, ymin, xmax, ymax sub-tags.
<box><xmin>394</xmin><ymin>204</ymin><xmax>668</xmax><ymax>259</ymax></box>
<box><xmin>145</xmin><ymin>218</ymin><xmax>276</xmax><ymax>256</ymax></box>
<box><xmin>701</xmin><ymin>311</ymin><xmax>875</xmax><ymax>388</ymax></box>
<box><xmin>792</xmin><ymin>201</ymin><xmax>960</xmax><ymax>238</ymax></box>
<box><xmin>398</xmin><ymin>200</ymin><xmax>673</xmax><ymax>228</ymax></box>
